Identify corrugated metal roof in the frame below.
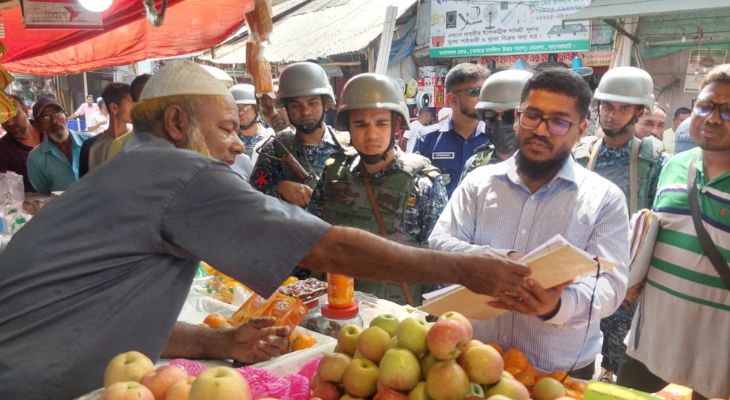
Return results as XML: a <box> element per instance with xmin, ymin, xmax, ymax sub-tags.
<box><xmin>564</xmin><ymin>0</ymin><xmax>728</xmax><ymax>21</ymax></box>
<box><xmin>202</xmin><ymin>0</ymin><xmax>417</xmax><ymax>64</ymax></box>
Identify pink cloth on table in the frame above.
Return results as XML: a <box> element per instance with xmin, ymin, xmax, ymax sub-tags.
<box><xmin>169</xmin><ymin>357</ymin><xmax>323</xmax><ymax>400</ymax></box>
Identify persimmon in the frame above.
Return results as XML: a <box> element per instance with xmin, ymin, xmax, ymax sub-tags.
<box><xmin>292</xmin><ymin>333</ymin><xmax>316</xmax><ymax>351</ymax></box>
<box><xmin>203</xmin><ymin>314</ymin><xmax>231</xmax><ymax>329</ymax></box>
<box><xmin>503</xmin><ymin>348</ymin><xmax>529</xmax><ymax>370</ymax></box>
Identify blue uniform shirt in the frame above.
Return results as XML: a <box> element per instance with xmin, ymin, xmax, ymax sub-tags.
<box><xmin>413</xmin><ymin>119</ymin><xmax>487</xmax><ymax>196</ymax></box>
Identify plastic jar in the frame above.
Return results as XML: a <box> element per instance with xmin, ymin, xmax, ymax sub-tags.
<box><xmin>313</xmin><ymin>302</ymin><xmax>363</xmax><ymax>338</ymax></box>
<box><xmin>300</xmin><ymin>298</ymin><xmax>322</xmax><ymax>331</ymax></box>
<box><xmin>327</xmin><ymin>273</ymin><xmax>354</xmax><ymax>308</ymax></box>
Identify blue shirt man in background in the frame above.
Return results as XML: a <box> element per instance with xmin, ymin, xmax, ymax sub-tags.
<box><xmin>414</xmin><ymin>63</ymin><xmax>489</xmax><ymax>196</ymax></box>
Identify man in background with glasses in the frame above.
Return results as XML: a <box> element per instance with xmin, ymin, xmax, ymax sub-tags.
<box><xmin>413</xmin><ymin>63</ymin><xmax>489</xmax><ymax>196</ymax></box>
<box><xmin>573</xmin><ymin>66</ymin><xmax>667</xmax><ymax>383</ymax></box>
<box><xmin>618</xmin><ymin>63</ymin><xmax>730</xmax><ymax>400</ymax></box>
<box><xmin>430</xmin><ymin>68</ymin><xmax>629</xmax><ymax>380</ymax></box>
<box><xmin>26</xmin><ymin>97</ymin><xmax>91</xmax><ymax>193</ymax></box>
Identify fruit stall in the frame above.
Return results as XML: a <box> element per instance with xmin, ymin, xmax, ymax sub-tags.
<box><xmin>77</xmin><ymin>263</ymin><xmax>692</xmax><ymax>400</ymax></box>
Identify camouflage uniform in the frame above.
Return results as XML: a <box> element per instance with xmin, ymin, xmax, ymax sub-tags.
<box><xmin>573</xmin><ymin>135</ymin><xmax>668</xmax><ymax>375</ymax></box>
<box><xmin>239</xmin><ymin>124</ymin><xmax>273</xmax><ymax>159</ymax></box>
<box><xmin>249</xmin><ymin>126</ymin><xmax>350</xmax><ymax>197</ymax></box>
<box><xmin>308</xmin><ymin>150</ymin><xmax>448</xmax><ymax>305</ymax></box>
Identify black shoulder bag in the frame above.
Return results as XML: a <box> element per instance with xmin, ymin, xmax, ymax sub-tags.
<box><xmin>687</xmin><ymin>156</ymin><xmax>730</xmax><ymax>291</ymax></box>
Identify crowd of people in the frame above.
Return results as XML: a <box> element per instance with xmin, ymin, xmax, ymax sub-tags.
<box><xmin>0</xmin><ymin>59</ymin><xmax>728</xmax><ymax>400</ymax></box>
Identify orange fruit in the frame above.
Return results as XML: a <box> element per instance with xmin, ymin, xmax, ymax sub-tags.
<box><xmin>292</xmin><ymin>333</ymin><xmax>316</xmax><ymax>351</ymax></box>
<box><xmin>569</xmin><ymin>381</ymin><xmax>587</xmax><ymax>393</ymax></box>
<box><xmin>203</xmin><ymin>313</ymin><xmax>230</xmax><ymax>329</ymax></box>
<box><xmin>486</xmin><ymin>342</ymin><xmax>504</xmax><ymax>355</ymax></box>
<box><xmin>505</xmin><ymin>366</ymin><xmax>523</xmax><ymax>377</ymax></box>
<box><xmin>551</xmin><ymin>370</ymin><xmax>571</xmax><ymax>385</ymax></box>
<box><xmin>565</xmin><ymin>389</ymin><xmax>583</xmax><ymax>399</ymax></box>
<box><xmin>514</xmin><ymin>370</ymin><xmax>536</xmax><ymax>387</ymax></box>
<box><xmin>503</xmin><ymin>348</ymin><xmax>529</xmax><ymax>370</ymax></box>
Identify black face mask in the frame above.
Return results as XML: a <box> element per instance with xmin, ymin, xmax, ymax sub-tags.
<box><xmin>484</xmin><ymin>110</ymin><xmax>518</xmax><ymax>155</ymax></box>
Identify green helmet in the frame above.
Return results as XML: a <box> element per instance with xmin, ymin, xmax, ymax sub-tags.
<box><xmin>594</xmin><ymin>66</ymin><xmax>655</xmax><ymax>112</ymax></box>
<box><xmin>475</xmin><ymin>69</ymin><xmax>533</xmax><ymax>119</ymax></box>
<box><xmin>335</xmin><ymin>73</ymin><xmax>410</xmax><ymax>131</ymax></box>
<box><xmin>229</xmin><ymin>84</ymin><xmax>257</xmax><ymax>105</ymax></box>
<box><xmin>277</xmin><ymin>62</ymin><xmax>335</xmax><ymax>103</ymax></box>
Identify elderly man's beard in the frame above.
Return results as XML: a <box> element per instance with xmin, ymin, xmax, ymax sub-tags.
<box><xmin>184</xmin><ymin>122</ymin><xmax>212</xmax><ymax>158</ymax></box>
<box><xmin>516</xmin><ymin>136</ymin><xmax>571</xmax><ymax>181</ymax></box>
<box><xmin>48</xmin><ymin>126</ymin><xmax>69</xmax><ymax>143</ymax></box>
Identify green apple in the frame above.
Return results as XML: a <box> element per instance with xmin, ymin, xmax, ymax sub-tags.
<box><xmin>485</xmin><ymin>378</ymin><xmax>529</xmax><ymax>400</ymax></box>
<box><xmin>379</xmin><ymin>348</ymin><xmax>421</xmax><ymax>391</ymax></box>
<box><xmin>103</xmin><ymin>351</ymin><xmax>155</xmax><ymax>388</ymax></box>
<box><xmin>533</xmin><ymin>377</ymin><xmax>565</xmax><ymax>400</ymax></box>
<box><xmin>317</xmin><ymin>352</ymin><xmax>353</xmax><ymax>383</ymax></box>
<box><xmin>466</xmin><ymin>382</ymin><xmax>485</xmax><ymax>399</ymax></box>
<box><xmin>337</xmin><ymin>324</ymin><xmax>363</xmax><ymax>356</ymax></box>
<box><xmin>102</xmin><ymin>381</ymin><xmax>154</xmax><ymax>400</ymax></box>
<box><xmin>408</xmin><ymin>381</ymin><xmax>430</xmax><ymax>400</ymax></box>
<box><xmin>353</xmin><ymin>350</ymin><xmax>367</xmax><ymax>360</ymax></box>
<box><xmin>387</xmin><ymin>335</ymin><xmax>399</xmax><ymax>351</ymax></box>
<box><xmin>356</xmin><ymin>326</ymin><xmax>391</xmax><ymax>363</ymax></box>
<box><xmin>456</xmin><ymin>339</ymin><xmax>485</xmax><ymax>364</ymax></box>
<box><xmin>396</xmin><ymin>318</ymin><xmax>429</xmax><ymax>355</ymax></box>
<box><xmin>370</xmin><ymin>314</ymin><xmax>400</xmax><ymax>337</ymax></box>
<box><xmin>460</xmin><ymin>345</ymin><xmax>504</xmax><ymax>385</ymax></box>
<box><xmin>189</xmin><ymin>366</ymin><xmax>251</xmax><ymax>400</ymax></box>
<box><xmin>420</xmin><ymin>353</ymin><xmax>438</xmax><ymax>380</ymax></box>
<box><xmin>343</xmin><ymin>358</ymin><xmax>379</xmax><ymax>398</ymax></box>
<box><xmin>426</xmin><ymin>360</ymin><xmax>470</xmax><ymax>400</ymax></box>
<box><xmin>340</xmin><ymin>395</ymin><xmax>364</xmax><ymax>400</ymax></box>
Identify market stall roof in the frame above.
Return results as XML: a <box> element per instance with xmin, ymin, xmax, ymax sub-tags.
<box><xmin>1</xmin><ymin>0</ymin><xmax>254</xmax><ymax>75</ymax></box>
<box><xmin>202</xmin><ymin>0</ymin><xmax>417</xmax><ymax>64</ymax></box>
<box><xmin>563</xmin><ymin>0</ymin><xmax>729</xmax><ymax>22</ymax></box>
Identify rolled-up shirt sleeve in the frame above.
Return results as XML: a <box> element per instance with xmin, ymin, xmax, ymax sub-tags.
<box><xmin>160</xmin><ymin>164</ymin><xmax>331</xmax><ymax>297</ymax></box>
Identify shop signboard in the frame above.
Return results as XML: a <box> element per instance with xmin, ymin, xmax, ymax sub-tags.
<box><xmin>21</xmin><ymin>0</ymin><xmax>103</xmax><ymax>29</ymax></box>
<box><xmin>684</xmin><ymin>49</ymin><xmax>728</xmax><ymax>92</ymax></box>
<box><xmin>430</xmin><ymin>0</ymin><xmax>591</xmax><ymax>58</ymax></box>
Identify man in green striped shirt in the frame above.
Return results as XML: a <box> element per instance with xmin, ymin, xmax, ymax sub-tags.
<box><xmin>618</xmin><ymin>64</ymin><xmax>730</xmax><ymax>398</ymax></box>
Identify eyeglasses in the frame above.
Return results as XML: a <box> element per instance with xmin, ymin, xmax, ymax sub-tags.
<box><xmin>37</xmin><ymin>111</ymin><xmax>65</xmax><ymax>123</ymax></box>
<box><xmin>694</xmin><ymin>100</ymin><xmax>730</xmax><ymax>122</ymax></box>
<box><xmin>482</xmin><ymin>109</ymin><xmax>516</xmax><ymax>124</ymax></box>
<box><xmin>451</xmin><ymin>87</ymin><xmax>481</xmax><ymax>97</ymax></box>
<box><xmin>516</xmin><ymin>109</ymin><xmax>577</xmax><ymax>136</ymax></box>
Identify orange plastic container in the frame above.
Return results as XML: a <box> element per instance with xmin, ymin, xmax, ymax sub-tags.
<box><xmin>230</xmin><ymin>292</ymin><xmax>307</xmax><ymax>331</ymax></box>
<box><xmin>327</xmin><ymin>273</ymin><xmax>354</xmax><ymax>309</ymax></box>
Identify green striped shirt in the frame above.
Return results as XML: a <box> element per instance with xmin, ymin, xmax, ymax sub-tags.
<box><xmin>628</xmin><ymin>147</ymin><xmax>730</xmax><ymax>397</ymax></box>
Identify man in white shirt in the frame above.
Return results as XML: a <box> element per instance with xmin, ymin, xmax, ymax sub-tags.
<box><xmin>404</xmin><ymin>107</ymin><xmax>433</xmax><ymax>152</ymax></box>
<box><xmin>68</xmin><ymin>95</ymin><xmax>100</xmax><ymax>128</ymax></box>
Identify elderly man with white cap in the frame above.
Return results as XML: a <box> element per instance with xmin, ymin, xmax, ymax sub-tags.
<box><xmin>0</xmin><ymin>61</ymin><xmax>529</xmax><ymax>399</ymax></box>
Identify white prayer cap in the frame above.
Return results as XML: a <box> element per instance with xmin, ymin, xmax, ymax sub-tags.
<box><xmin>139</xmin><ymin>60</ymin><xmax>234</xmax><ymax>101</ymax></box>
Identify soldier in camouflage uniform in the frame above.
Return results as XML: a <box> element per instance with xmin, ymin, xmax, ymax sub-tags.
<box><xmin>250</xmin><ymin>62</ymin><xmax>350</xmax><ymax>207</ymax></box>
<box><xmin>230</xmin><ymin>84</ymin><xmax>274</xmax><ymax>161</ymax></box>
<box><xmin>308</xmin><ymin>73</ymin><xmax>448</xmax><ymax>305</ymax></box>
<box><xmin>572</xmin><ymin>66</ymin><xmax>668</xmax><ymax>382</ymax></box>
<box><xmin>461</xmin><ymin>69</ymin><xmax>534</xmax><ymax>181</ymax></box>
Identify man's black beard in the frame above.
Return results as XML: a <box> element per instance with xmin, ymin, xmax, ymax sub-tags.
<box><xmin>516</xmin><ymin>138</ymin><xmax>572</xmax><ymax>181</ymax></box>
<box><xmin>293</xmin><ymin>111</ymin><xmax>326</xmax><ymax>134</ymax></box>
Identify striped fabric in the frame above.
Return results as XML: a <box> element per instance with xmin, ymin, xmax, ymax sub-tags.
<box><xmin>430</xmin><ymin>156</ymin><xmax>629</xmax><ymax>372</ymax></box>
<box><xmin>628</xmin><ymin>148</ymin><xmax>730</xmax><ymax>397</ymax></box>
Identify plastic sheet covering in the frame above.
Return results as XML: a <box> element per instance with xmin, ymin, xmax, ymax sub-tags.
<box><xmin>0</xmin><ymin>0</ymin><xmax>254</xmax><ymax>75</ymax></box>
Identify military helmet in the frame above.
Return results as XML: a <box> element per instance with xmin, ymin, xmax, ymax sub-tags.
<box><xmin>334</xmin><ymin>73</ymin><xmax>410</xmax><ymax>131</ymax></box>
<box><xmin>475</xmin><ymin>69</ymin><xmax>533</xmax><ymax>120</ymax></box>
<box><xmin>277</xmin><ymin>62</ymin><xmax>335</xmax><ymax>103</ymax></box>
<box><xmin>594</xmin><ymin>66</ymin><xmax>655</xmax><ymax>112</ymax></box>
<box><xmin>229</xmin><ymin>84</ymin><xmax>257</xmax><ymax>105</ymax></box>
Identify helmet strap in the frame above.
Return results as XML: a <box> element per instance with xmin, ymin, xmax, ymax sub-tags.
<box><xmin>288</xmin><ymin>96</ymin><xmax>327</xmax><ymax>134</ymax></box>
<box><xmin>599</xmin><ymin>103</ymin><xmax>640</xmax><ymax>138</ymax></box>
<box><xmin>361</xmin><ymin>111</ymin><xmax>397</xmax><ymax>165</ymax></box>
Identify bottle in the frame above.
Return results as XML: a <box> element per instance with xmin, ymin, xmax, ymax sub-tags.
<box><xmin>327</xmin><ymin>273</ymin><xmax>354</xmax><ymax>309</ymax></box>
<box><xmin>314</xmin><ymin>302</ymin><xmax>363</xmax><ymax>338</ymax></box>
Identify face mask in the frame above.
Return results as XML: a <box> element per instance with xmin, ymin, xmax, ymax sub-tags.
<box><xmin>487</xmin><ymin>120</ymin><xmax>518</xmax><ymax>155</ymax></box>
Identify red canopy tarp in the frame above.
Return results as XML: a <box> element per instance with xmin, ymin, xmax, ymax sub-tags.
<box><xmin>1</xmin><ymin>0</ymin><xmax>253</xmax><ymax>74</ymax></box>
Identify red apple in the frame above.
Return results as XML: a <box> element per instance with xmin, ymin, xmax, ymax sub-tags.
<box><xmin>437</xmin><ymin>312</ymin><xmax>473</xmax><ymax>342</ymax></box>
<box><xmin>165</xmin><ymin>376</ymin><xmax>194</xmax><ymax>400</ymax></box>
<box><xmin>426</xmin><ymin>319</ymin><xmax>469</xmax><ymax>360</ymax></box>
<box><xmin>317</xmin><ymin>352</ymin><xmax>352</xmax><ymax>383</ymax></box>
<box><xmin>141</xmin><ymin>365</ymin><xmax>189</xmax><ymax>400</ymax></box>
<box><xmin>420</xmin><ymin>353</ymin><xmax>438</xmax><ymax>380</ymax></box>
<box><xmin>104</xmin><ymin>351</ymin><xmax>155</xmax><ymax>387</ymax></box>
<box><xmin>426</xmin><ymin>360</ymin><xmax>470</xmax><ymax>400</ymax></box>
<box><xmin>103</xmin><ymin>381</ymin><xmax>155</xmax><ymax>400</ymax></box>
<box><xmin>312</xmin><ymin>381</ymin><xmax>342</xmax><ymax>400</ymax></box>
<box><xmin>188</xmin><ymin>366</ymin><xmax>251</xmax><ymax>400</ymax></box>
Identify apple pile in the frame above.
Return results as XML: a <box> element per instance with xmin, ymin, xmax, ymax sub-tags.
<box><xmin>310</xmin><ymin>312</ymin><xmax>586</xmax><ymax>400</ymax></box>
<box><xmin>102</xmin><ymin>351</ymin><xmax>251</xmax><ymax>400</ymax></box>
